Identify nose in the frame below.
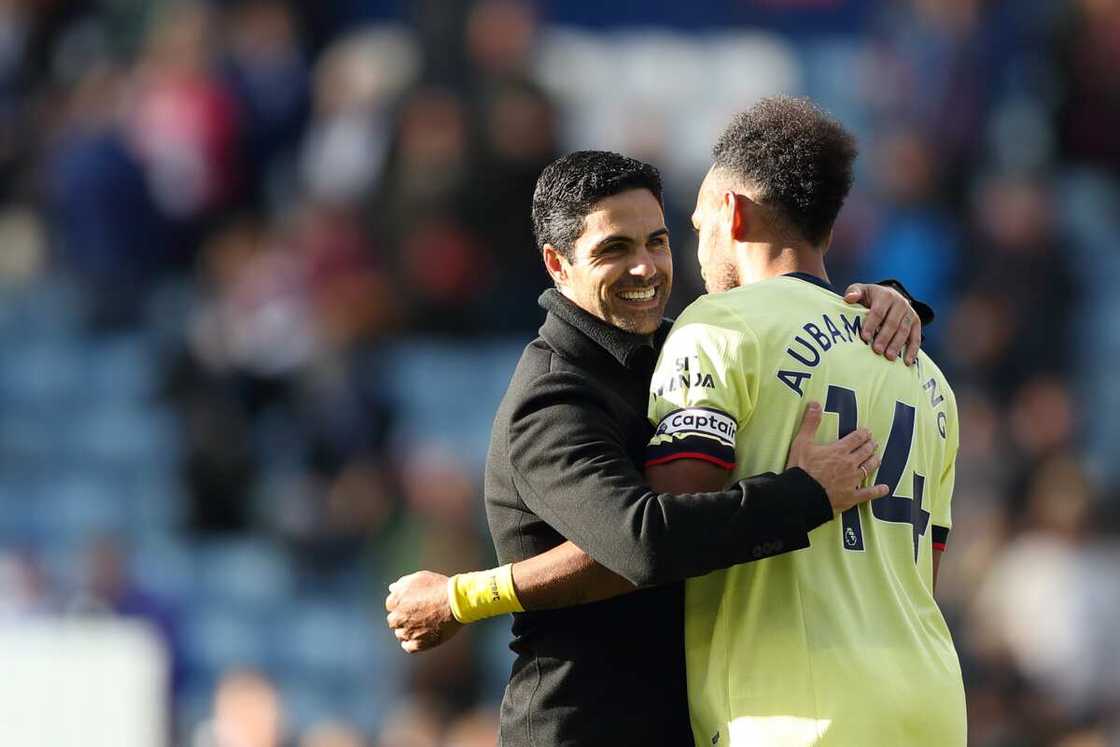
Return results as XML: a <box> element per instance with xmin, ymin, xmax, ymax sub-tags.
<box><xmin>628</xmin><ymin>247</ymin><xmax>657</xmax><ymax>281</ymax></box>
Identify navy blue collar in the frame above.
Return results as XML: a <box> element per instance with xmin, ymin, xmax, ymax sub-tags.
<box><xmin>784</xmin><ymin>271</ymin><xmax>839</xmax><ymax>296</ymax></box>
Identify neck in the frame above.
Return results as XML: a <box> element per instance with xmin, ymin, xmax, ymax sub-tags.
<box><xmin>737</xmin><ymin>242</ymin><xmax>828</xmax><ymax>285</ymax></box>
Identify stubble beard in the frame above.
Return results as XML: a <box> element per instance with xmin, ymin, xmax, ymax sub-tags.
<box><xmin>703</xmin><ymin>261</ymin><xmax>740</xmax><ymax>294</ymax></box>
<box><xmin>603</xmin><ymin>296</ymin><xmax>665</xmax><ymax>335</ymax></box>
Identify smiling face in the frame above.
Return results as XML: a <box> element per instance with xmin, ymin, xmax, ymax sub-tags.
<box><xmin>546</xmin><ymin>187</ymin><xmax>672</xmax><ymax>335</ymax></box>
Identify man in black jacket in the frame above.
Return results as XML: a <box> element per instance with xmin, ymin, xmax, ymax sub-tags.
<box><xmin>385</xmin><ymin>151</ymin><xmax>928</xmax><ymax>746</ymax></box>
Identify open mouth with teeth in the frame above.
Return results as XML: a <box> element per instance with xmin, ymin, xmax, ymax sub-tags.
<box><xmin>616</xmin><ymin>286</ymin><xmax>658</xmax><ymax>302</ymax></box>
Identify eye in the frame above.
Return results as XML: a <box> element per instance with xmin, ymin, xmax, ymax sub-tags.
<box><xmin>594</xmin><ymin>242</ymin><xmax>625</xmax><ymax>259</ymax></box>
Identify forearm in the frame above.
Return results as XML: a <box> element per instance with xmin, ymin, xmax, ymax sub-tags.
<box><xmin>511</xmin><ymin>375</ymin><xmax>830</xmax><ymax>588</ymax></box>
<box><xmin>639</xmin><ymin>467</ymin><xmax>832</xmax><ymax>583</ymax></box>
<box><xmin>453</xmin><ymin>466</ymin><xmax>830</xmax><ymax>620</ymax></box>
<box><xmin>518</xmin><ymin>466</ymin><xmax>830</xmax><ymax>589</ymax></box>
<box><xmin>512</xmin><ymin>541</ymin><xmax>635</xmax><ymax>610</ymax></box>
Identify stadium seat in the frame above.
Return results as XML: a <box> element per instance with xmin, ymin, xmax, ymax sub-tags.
<box><xmin>131</xmin><ymin>538</ymin><xmax>198</xmax><ymax>604</ymax></box>
<box><xmin>381</xmin><ymin>342</ymin><xmax>523</xmax><ymax>466</ymax></box>
<box><xmin>183</xmin><ymin>604</ymin><xmax>269</xmax><ymax>678</ymax></box>
<box><xmin>270</xmin><ymin>601</ymin><xmax>380</xmax><ymax>680</ymax></box>
<box><xmin>84</xmin><ymin>333</ymin><xmax>159</xmax><ymax>403</ymax></box>
<box><xmin>35</xmin><ymin>474</ymin><xmax>131</xmax><ymax>539</ymax></box>
<box><xmin>194</xmin><ymin>539</ymin><xmax>293</xmax><ymax>612</ymax></box>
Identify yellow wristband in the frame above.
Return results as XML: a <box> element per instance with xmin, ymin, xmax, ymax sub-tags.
<box><xmin>447</xmin><ymin>564</ymin><xmax>525</xmax><ymax>624</ymax></box>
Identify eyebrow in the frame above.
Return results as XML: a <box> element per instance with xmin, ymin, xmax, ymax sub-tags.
<box><xmin>592</xmin><ymin>227</ymin><xmax>670</xmax><ymax>252</ymax></box>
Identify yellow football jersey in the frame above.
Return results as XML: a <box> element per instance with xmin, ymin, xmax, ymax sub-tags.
<box><xmin>647</xmin><ymin>273</ymin><xmax>965</xmax><ymax>747</ymax></box>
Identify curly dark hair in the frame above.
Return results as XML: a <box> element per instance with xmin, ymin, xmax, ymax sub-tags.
<box><xmin>712</xmin><ymin>96</ymin><xmax>857</xmax><ymax>246</ymax></box>
<box><xmin>531</xmin><ymin>150</ymin><xmax>663</xmax><ymax>259</ymax></box>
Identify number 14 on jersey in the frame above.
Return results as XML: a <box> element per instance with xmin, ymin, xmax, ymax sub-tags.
<box><xmin>825</xmin><ymin>385</ymin><xmax>930</xmax><ymax>561</ymax></box>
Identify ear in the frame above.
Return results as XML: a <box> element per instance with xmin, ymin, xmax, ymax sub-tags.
<box><xmin>542</xmin><ymin>244</ymin><xmax>569</xmax><ymax>285</ymax></box>
<box><xmin>725</xmin><ymin>192</ymin><xmax>750</xmax><ymax>243</ymax></box>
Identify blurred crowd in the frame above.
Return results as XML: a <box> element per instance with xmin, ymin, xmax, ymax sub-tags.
<box><xmin>0</xmin><ymin>0</ymin><xmax>1118</xmax><ymax>745</ymax></box>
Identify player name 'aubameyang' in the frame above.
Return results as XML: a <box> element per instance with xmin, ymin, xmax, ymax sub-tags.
<box><xmin>775</xmin><ymin>312</ymin><xmax>864</xmax><ymax>396</ymax></box>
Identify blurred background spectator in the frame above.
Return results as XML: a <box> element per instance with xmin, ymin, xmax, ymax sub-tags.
<box><xmin>0</xmin><ymin>0</ymin><xmax>1116</xmax><ymax>744</ymax></box>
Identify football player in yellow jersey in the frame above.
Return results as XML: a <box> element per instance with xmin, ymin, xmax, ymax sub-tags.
<box><xmin>645</xmin><ymin>96</ymin><xmax>965</xmax><ymax>746</ymax></box>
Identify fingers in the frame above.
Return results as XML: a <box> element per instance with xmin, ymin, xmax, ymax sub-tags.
<box><xmin>848</xmin><ymin>437</ymin><xmax>877</xmax><ymax>464</ymax></box>
<box><xmin>874</xmin><ymin>303</ymin><xmax>912</xmax><ymax>360</ymax></box>
<box><xmin>385</xmin><ymin>577</ymin><xmax>406</xmax><ymax>611</ymax></box>
<box><xmin>843</xmin><ymin>283</ymin><xmax>865</xmax><ymax>305</ymax></box>
<box><xmin>795</xmin><ymin>401</ymin><xmax>822</xmax><ymax>441</ymax></box>
<box><xmin>859</xmin><ymin>289</ymin><xmax>887</xmax><ymax>343</ymax></box>
<box><xmin>837</xmin><ymin>427</ymin><xmax>873</xmax><ymax>451</ymax></box>
<box><xmin>905</xmin><ymin>314</ymin><xmax>922</xmax><ymax>366</ymax></box>
<box><xmin>787</xmin><ymin>402</ymin><xmax>823</xmax><ymax>469</ymax></box>
<box><xmin>852</xmin><ymin>484</ymin><xmax>890</xmax><ymax>503</ymax></box>
<box><xmin>858</xmin><ymin>453</ymin><xmax>881</xmax><ymax>479</ymax></box>
<box><xmin>386</xmin><ymin>611</ymin><xmax>403</xmax><ymax>628</ymax></box>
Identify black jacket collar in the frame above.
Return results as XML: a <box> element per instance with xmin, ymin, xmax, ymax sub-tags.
<box><xmin>538</xmin><ymin>289</ymin><xmax>669</xmax><ymax>370</ymax></box>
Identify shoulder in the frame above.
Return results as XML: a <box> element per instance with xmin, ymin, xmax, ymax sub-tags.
<box><xmin>674</xmin><ymin>278</ymin><xmax>808</xmax><ymax>332</ymax></box>
<box><xmin>503</xmin><ymin>340</ymin><xmax>611</xmax><ymax>421</ymax></box>
<box><xmin>663</xmin><ymin>291</ymin><xmax>762</xmax><ymax>359</ymax></box>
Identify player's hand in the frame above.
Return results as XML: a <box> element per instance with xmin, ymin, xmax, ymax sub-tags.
<box><xmin>843</xmin><ymin>283</ymin><xmax>922</xmax><ymax>366</ymax></box>
<box><xmin>385</xmin><ymin>571</ymin><xmax>463</xmax><ymax>653</ymax></box>
<box><xmin>785</xmin><ymin>402</ymin><xmax>890</xmax><ymax>514</ymax></box>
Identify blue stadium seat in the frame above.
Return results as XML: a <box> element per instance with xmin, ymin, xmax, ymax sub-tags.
<box><xmin>183</xmin><ymin>604</ymin><xmax>269</xmax><ymax>678</ymax></box>
<box><xmin>131</xmin><ymin>537</ymin><xmax>198</xmax><ymax>604</ymax></box>
<box><xmin>0</xmin><ymin>339</ymin><xmax>87</xmax><ymax>409</ymax></box>
<box><xmin>799</xmin><ymin>38</ymin><xmax>874</xmax><ymax>148</ymax></box>
<box><xmin>0</xmin><ymin>279</ymin><xmax>85</xmax><ymax>343</ymax></box>
<box><xmin>194</xmin><ymin>539</ymin><xmax>293</xmax><ymax>612</ymax></box>
<box><xmin>279</xmin><ymin>677</ymin><xmax>340</xmax><ymax>735</ymax></box>
<box><xmin>84</xmin><ymin>333</ymin><xmax>159</xmax><ymax>402</ymax></box>
<box><xmin>0</xmin><ymin>413</ymin><xmax>59</xmax><ymax>469</ymax></box>
<box><xmin>123</xmin><ymin>468</ymin><xmax>186</xmax><ymax>534</ymax></box>
<box><xmin>270</xmin><ymin>600</ymin><xmax>381</xmax><ymax>681</ymax></box>
<box><xmin>35</xmin><ymin>473</ymin><xmax>131</xmax><ymax>539</ymax></box>
<box><xmin>382</xmin><ymin>342</ymin><xmax>523</xmax><ymax>466</ymax></box>
<box><xmin>64</xmin><ymin>404</ymin><xmax>180</xmax><ymax>467</ymax></box>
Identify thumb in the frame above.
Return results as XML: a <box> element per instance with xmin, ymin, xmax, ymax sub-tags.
<box><xmin>844</xmin><ymin>284</ymin><xmax>863</xmax><ymax>303</ymax></box>
<box><xmin>795</xmin><ymin>401</ymin><xmax>823</xmax><ymax>442</ymax></box>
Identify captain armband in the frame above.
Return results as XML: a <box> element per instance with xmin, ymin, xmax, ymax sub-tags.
<box><xmin>447</xmin><ymin>563</ymin><xmax>525</xmax><ymax>623</ymax></box>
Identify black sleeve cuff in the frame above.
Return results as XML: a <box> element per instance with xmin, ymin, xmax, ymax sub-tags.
<box><xmin>781</xmin><ymin>467</ymin><xmax>832</xmax><ymax>532</ymax></box>
<box><xmin>721</xmin><ymin>467</ymin><xmax>832</xmax><ymax>564</ymax></box>
<box><xmin>875</xmin><ymin>278</ymin><xmax>935</xmax><ymax>328</ymax></box>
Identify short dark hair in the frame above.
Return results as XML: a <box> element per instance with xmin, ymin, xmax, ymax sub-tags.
<box><xmin>531</xmin><ymin>150</ymin><xmax>663</xmax><ymax>259</ymax></box>
<box><xmin>712</xmin><ymin>96</ymin><xmax>856</xmax><ymax>246</ymax></box>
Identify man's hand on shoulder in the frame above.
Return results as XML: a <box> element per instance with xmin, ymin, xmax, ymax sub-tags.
<box><xmin>843</xmin><ymin>282</ymin><xmax>922</xmax><ymax>366</ymax></box>
<box><xmin>786</xmin><ymin>402</ymin><xmax>890</xmax><ymax>514</ymax></box>
<box><xmin>385</xmin><ymin>571</ymin><xmax>462</xmax><ymax>653</ymax></box>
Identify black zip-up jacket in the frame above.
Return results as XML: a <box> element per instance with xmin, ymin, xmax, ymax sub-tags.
<box><xmin>484</xmin><ymin>290</ymin><xmax>835</xmax><ymax>746</ymax></box>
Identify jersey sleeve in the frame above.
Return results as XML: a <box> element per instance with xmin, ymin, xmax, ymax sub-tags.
<box><xmin>930</xmin><ymin>389</ymin><xmax>958</xmax><ymax>552</ymax></box>
<box><xmin>646</xmin><ymin>302</ymin><xmax>759</xmax><ymax>472</ymax></box>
